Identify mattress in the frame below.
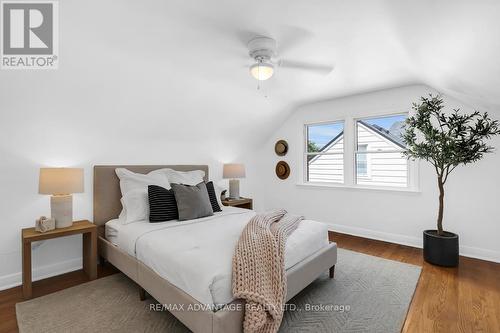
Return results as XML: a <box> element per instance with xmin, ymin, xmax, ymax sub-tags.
<box><xmin>105</xmin><ymin>206</ymin><xmax>329</xmax><ymax>306</ymax></box>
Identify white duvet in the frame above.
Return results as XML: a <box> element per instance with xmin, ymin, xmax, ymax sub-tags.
<box><xmin>105</xmin><ymin>207</ymin><xmax>329</xmax><ymax>306</ymax></box>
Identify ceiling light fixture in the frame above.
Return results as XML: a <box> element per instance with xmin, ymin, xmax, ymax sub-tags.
<box><xmin>250</xmin><ymin>60</ymin><xmax>274</xmax><ymax>81</ymax></box>
<box><xmin>246</xmin><ymin>35</ymin><xmax>333</xmax><ymax>82</ymax></box>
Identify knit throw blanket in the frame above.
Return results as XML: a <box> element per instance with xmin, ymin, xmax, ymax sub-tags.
<box><xmin>232</xmin><ymin>209</ymin><xmax>304</xmax><ymax>333</ymax></box>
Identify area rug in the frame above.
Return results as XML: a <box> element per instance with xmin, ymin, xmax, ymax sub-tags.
<box><xmin>16</xmin><ymin>249</ymin><xmax>421</xmax><ymax>333</ymax></box>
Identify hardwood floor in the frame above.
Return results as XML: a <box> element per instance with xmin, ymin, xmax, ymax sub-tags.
<box><xmin>0</xmin><ymin>233</ymin><xmax>498</xmax><ymax>332</ymax></box>
<box><xmin>330</xmin><ymin>232</ymin><xmax>500</xmax><ymax>333</ymax></box>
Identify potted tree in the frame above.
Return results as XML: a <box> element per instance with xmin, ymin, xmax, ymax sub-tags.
<box><xmin>403</xmin><ymin>95</ymin><xmax>499</xmax><ymax>267</ymax></box>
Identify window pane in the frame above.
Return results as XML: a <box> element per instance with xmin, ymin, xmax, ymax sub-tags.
<box><xmin>356</xmin><ymin>145</ymin><xmax>368</xmax><ymax>176</ymax></box>
<box><xmin>356</xmin><ymin>114</ymin><xmax>408</xmax><ymax>187</ymax></box>
<box><xmin>307</xmin><ymin>153</ymin><xmax>344</xmax><ymax>183</ymax></box>
<box><xmin>307</xmin><ymin>122</ymin><xmax>344</xmax><ymax>153</ymax></box>
<box><xmin>306</xmin><ymin>122</ymin><xmax>344</xmax><ymax>183</ymax></box>
<box><xmin>356</xmin><ymin>151</ymin><xmax>408</xmax><ymax>187</ymax></box>
<box><xmin>357</xmin><ymin>114</ymin><xmax>406</xmax><ymax>151</ymax></box>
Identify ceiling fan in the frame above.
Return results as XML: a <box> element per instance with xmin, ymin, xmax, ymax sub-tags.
<box><xmin>247</xmin><ymin>36</ymin><xmax>333</xmax><ymax>81</ymax></box>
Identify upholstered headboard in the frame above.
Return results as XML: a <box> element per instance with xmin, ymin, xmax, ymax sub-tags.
<box><xmin>93</xmin><ymin>165</ymin><xmax>209</xmax><ymax>226</ymax></box>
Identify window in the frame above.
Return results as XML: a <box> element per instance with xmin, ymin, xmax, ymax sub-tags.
<box><xmin>355</xmin><ymin>114</ymin><xmax>408</xmax><ymax>187</ymax></box>
<box><xmin>303</xmin><ymin>113</ymin><xmax>414</xmax><ymax>190</ymax></box>
<box><xmin>305</xmin><ymin>121</ymin><xmax>344</xmax><ymax>183</ymax></box>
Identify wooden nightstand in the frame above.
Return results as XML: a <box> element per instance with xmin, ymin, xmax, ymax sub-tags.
<box><xmin>221</xmin><ymin>197</ymin><xmax>253</xmax><ymax>210</ymax></box>
<box><xmin>21</xmin><ymin>220</ymin><xmax>97</xmax><ymax>299</ymax></box>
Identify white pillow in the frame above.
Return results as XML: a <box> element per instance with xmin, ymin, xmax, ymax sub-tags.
<box><xmin>115</xmin><ymin>168</ymin><xmax>171</xmax><ymax>223</ymax></box>
<box><xmin>214</xmin><ymin>183</ymin><xmax>224</xmax><ymax>209</ymax></box>
<box><xmin>115</xmin><ymin>168</ymin><xmax>171</xmax><ymax>195</ymax></box>
<box><xmin>164</xmin><ymin>169</ymin><xmax>205</xmax><ymax>186</ymax></box>
<box><xmin>118</xmin><ymin>189</ymin><xmax>149</xmax><ymax>224</ymax></box>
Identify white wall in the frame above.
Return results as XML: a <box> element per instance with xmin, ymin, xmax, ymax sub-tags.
<box><xmin>249</xmin><ymin>85</ymin><xmax>500</xmax><ymax>262</ymax></box>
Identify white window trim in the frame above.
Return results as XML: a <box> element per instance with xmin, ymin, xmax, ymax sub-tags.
<box><xmin>300</xmin><ymin>112</ymin><xmax>420</xmax><ymax>193</ymax></box>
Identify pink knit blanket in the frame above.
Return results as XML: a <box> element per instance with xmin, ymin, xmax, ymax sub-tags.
<box><xmin>232</xmin><ymin>210</ymin><xmax>303</xmax><ymax>333</ymax></box>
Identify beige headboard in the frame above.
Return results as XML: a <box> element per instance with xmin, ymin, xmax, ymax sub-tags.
<box><xmin>93</xmin><ymin>165</ymin><xmax>209</xmax><ymax>226</ymax></box>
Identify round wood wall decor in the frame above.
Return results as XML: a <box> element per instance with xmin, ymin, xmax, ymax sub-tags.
<box><xmin>274</xmin><ymin>140</ymin><xmax>288</xmax><ymax>156</ymax></box>
<box><xmin>275</xmin><ymin>161</ymin><xmax>290</xmax><ymax>180</ymax></box>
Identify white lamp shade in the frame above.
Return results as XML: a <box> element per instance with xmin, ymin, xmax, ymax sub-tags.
<box><xmin>250</xmin><ymin>62</ymin><xmax>274</xmax><ymax>81</ymax></box>
<box><xmin>223</xmin><ymin>164</ymin><xmax>246</xmax><ymax>179</ymax></box>
<box><xmin>39</xmin><ymin>168</ymin><xmax>84</xmax><ymax>195</ymax></box>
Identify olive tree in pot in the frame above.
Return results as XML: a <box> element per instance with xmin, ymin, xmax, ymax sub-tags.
<box><xmin>403</xmin><ymin>95</ymin><xmax>500</xmax><ymax>267</ymax></box>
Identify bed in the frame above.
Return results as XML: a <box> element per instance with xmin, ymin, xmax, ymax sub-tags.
<box><xmin>94</xmin><ymin>165</ymin><xmax>337</xmax><ymax>333</ymax></box>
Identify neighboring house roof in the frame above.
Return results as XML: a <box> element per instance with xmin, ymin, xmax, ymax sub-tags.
<box><xmin>307</xmin><ymin>131</ymin><xmax>343</xmax><ymax>162</ymax></box>
<box><xmin>358</xmin><ymin>120</ymin><xmax>405</xmax><ymax>149</ymax></box>
<box><xmin>314</xmin><ymin>121</ymin><xmax>405</xmax><ymax>153</ymax></box>
<box><xmin>318</xmin><ymin>131</ymin><xmax>344</xmax><ymax>152</ymax></box>
<box><xmin>308</xmin><ymin>121</ymin><xmax>405</xmax><ymax>164</ymax></box>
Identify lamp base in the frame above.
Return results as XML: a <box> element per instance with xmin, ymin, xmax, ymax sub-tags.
<box><xmin>228</xmin><ymin>179</ymin><xmax>240</xmax><ymax>199</ymax></box>
<box><xmin>51</xmin><ymin>194</ymin><xmax>73</xmax><ymax>228</ymax></box>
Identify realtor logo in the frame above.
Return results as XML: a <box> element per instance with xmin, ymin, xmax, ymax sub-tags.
<box><xmin>1</xmin><ymin>1</ymin><xmax>58</xmax><ymax>69</ymax></box>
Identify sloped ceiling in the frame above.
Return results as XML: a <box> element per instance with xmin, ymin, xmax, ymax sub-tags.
<box><xmin>1</xmin><ymin>0</ymin><xmax>499</xmax><ymax>152</ymax></box>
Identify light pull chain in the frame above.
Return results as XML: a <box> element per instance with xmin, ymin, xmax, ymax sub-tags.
<box><xmin>254</xmin><ymin>58</ymin><xmax>268</xmax><ymax>98</ymax></box>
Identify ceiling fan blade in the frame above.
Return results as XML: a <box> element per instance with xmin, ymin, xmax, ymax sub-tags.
<box><xmin>279</xmin><ymin>59</ymin><xmax>334</xmax><ymax>74</ymax></box>
<box><xmin>276</xmin><ymin>25</ymin><xmax>314</xmax><ymax>55</ymax></box>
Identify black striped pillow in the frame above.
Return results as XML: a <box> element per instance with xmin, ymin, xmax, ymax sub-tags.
<box><xmin>148</xmin><ymin>185</ymin><xmax>179</xmax><ymax>222</ymax></box>
<box><xmin>205</xmin><ymin>181</ymin><xmax>222</xmax><ymax>212</ymax></box>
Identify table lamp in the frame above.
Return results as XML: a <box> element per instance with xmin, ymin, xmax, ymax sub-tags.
<box><xmin>39</xmin><ymin>168</ymin><xmax>84</xmax><ymax>228</ymax></box>
<box><xmin>223</xmin><ymin>164</ymin><xmax>245</xmax><ymax>199</ymax></box>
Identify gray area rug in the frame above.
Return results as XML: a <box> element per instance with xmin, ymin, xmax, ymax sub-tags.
<box><xmin>16</xmin><ymin>249</ymin><xmax>421</xmax><ymax>333</ymax></box>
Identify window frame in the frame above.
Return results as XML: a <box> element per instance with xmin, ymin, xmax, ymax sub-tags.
<box><xmin>301</xmin><ymin>111</ymin><xmax>419</xmax><ymax>192</ymax></box>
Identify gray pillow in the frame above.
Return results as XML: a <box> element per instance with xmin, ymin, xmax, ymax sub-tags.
<box><xmin>171</xmin><ymin>182</ymin><xmax>214</xmax><ymax>221</ymax></box>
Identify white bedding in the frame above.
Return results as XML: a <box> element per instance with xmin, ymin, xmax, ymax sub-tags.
<box><xmin>105</xmin><ymin>207</ymin><xmax>329</xmax><ymax>306</ymax></box>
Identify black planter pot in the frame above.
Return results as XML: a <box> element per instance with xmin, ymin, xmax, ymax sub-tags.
<box><xmin>423</xmin><ymin>230</ymin><xmax>459</xmax><ymax>267</ymax></box>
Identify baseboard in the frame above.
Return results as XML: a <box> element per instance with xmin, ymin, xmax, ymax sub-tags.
<box><xmin>0</xmin><ymin>257</ymin><xmax>82</xmax><ymax>291</ymax></box>
<box><xmin>458</xmin><ymin>245</ymin><xmax>500</xmax><ymax>264</ymax></box>
<box><xmin>328</xmin><ymin>223</ymin><xmax>500</xmax><ymax>263</ymax></box>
